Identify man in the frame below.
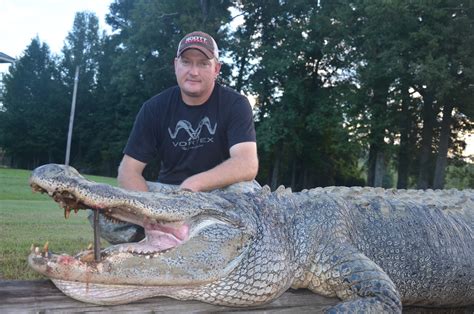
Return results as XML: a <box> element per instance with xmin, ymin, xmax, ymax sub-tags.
<box><xmin>89</xmin><ymin>31</ymin><xmax>259</xmax><ymax>244</ymax></box>
<box><xmin>118</xmin><ymin>30</ymin><xmax>258</xmax><ymax>192</ymax></box>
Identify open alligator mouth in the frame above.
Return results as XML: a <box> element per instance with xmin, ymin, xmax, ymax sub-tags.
<box><xmin>27</xmin><ymin>164</ymin><xmax>253</xmax><ymax>294</ymax></box>
<box><xmin>29</xmin><ymin>183</ymin><xmax>189</xmax><ymax>260</ymax></box>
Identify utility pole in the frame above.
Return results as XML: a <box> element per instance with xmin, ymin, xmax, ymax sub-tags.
<box><xmin>65</xmin><ymin>65</ymin><xmax>79</xmax><ymax>166</ymax></box>
<box><xmin>63</xmin><ymin>65</ymin><xmax>101</xmax><ymax>261</ymax></box>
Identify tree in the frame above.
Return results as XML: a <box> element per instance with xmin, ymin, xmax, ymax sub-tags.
<box><xmin>407</xmin><ymin>2</ymin><xmax>474</xmax><ymax>188</ymax></box>
<box><xmin>431</xmin><ymin>3</ymin><xmax>474</xmax><ymax>188</ymax></box>
<box><xmin>60</xmin><ymin>12</ymin><xmax>102</xmax><ymax>170</ymax></box>
<box><xmin>2</xmin><ymin>0</ymin><xmax>472</xmax><ymax>188</ymax></box>
<box><xmin>233</xmin><ymin>1</ymin><xmax>364</xmax><ymax>190</ymax></box>
<box><xmin>336</xmin><ymin>1</ymin><xmax>474</xmax><ymax>189</ymax></box>
<box><xmin>0</xmin><ymin>38</ymin><xmax>68</xmax><ymax>168</ymax></box>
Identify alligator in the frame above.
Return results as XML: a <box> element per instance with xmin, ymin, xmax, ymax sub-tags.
<box><xmin>28</xmin><ymin>164</ymin><xmax>474</xmax><ymax>313</ymax></box>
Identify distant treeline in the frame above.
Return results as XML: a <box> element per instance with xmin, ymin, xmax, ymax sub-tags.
<box><xmin>0</xmin><ymin>0</ymin><xmax>472</xmax><ymax>190</ymax></box>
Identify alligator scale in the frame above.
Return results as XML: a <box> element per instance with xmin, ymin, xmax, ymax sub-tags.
<box><xmin>28</xmin><ymin>164</ymin><xmax>473</xmax><ymax>312</ymax></box>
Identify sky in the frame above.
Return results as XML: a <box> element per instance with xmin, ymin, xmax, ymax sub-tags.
<box><xmin>0</xmin><ymin>0</ymin><xmax>472</xmax><ymax>157</ymax></box>
<box><xmin>0</xmin><ymin>0</ymin><xmax>113</xmax><ymax>74</ymax></box>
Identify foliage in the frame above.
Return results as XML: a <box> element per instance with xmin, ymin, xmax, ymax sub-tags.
<box><xmin>0</xmin><ymin>1</ymin><xmax>472</xmax><ymax>190</ymax></box>
<box><xmin>233</xmin><ymin>1</ymin><xmax>365</xmax><ymax>189</ymax></box>
<box><xmin>445</xmin><ymin>159</ymin><xmax>474</xmax><ymax>189</ymax></box>
<box><xmin>0</xmin><ymin>38</ymin><xmax>68</xmax><ymax>169</ymax></box>
<box><xmin>61</xmin><ymin>12</ymin><xmax>103</xmax><ymax>171</ymax></box>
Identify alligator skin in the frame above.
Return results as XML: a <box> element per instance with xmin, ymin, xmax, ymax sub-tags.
<box><xmin>28</xmin><ymin>164</ymin><xmax>474</xmax><ymax>313</ymax></box>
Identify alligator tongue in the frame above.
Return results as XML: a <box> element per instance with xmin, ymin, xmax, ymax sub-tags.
<box><xmin>144</xmin><ymin>223</ymin><xmax>189</xmax><ymax>251</ymax></box>
<box><xmin>145</xmin><ymin>230</ymin><xmax>185</xmax><ymax>251</ymax></box>
<box><xmin>143</xmin><ymin>221</ymin><xmax>189</xmax><ymax>252</ymax></box>
<box><xmin>110</xmin><ymin>221</ymin><xmax>190</xmax><ymax>254</ymax></box>
<box><xmin>114</xmin><ymin>226</ymin><xmax>189</xmax><ymax>254</ymax></box>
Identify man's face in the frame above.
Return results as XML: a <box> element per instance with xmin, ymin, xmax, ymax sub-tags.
<box><xmin>174</xmin><ymin>49</ymin><xmax>221</xmax><ymax>103</ymax></box>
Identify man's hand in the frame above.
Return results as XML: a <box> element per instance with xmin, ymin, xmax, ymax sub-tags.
<box><xmin>179</xmin><ymin>176</ymin><xmax>205</xmax><ymax>192</ymax></box>
<box><xmin>117</xmin><ymin>155</ymin><xmax>149</xmax><ymax>191</ymax></box>
<box><xmin>179</xmin><ymin>142</ymin><xmax>258</xmax><ymax>192</ymax></box>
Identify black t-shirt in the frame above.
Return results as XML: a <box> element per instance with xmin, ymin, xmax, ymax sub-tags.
<box><xmin>123</xmin><ymin>83</ymin><xmax>256</xmax><ymax>184</ymax></box>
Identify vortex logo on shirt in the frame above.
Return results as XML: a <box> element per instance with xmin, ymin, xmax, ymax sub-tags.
<box><xmin>168</xmin><ymin>117</ymin><xmax>217</xmax><ymax>150</ymax></box>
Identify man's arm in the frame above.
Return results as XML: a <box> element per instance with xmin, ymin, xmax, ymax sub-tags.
<box><xmin>180</xmin><ymin>142</ymin><xmax>258</xmax><ymax>192</ymax></box>
<box><xmin>117</xmin><ymin>155</ymin><xmax>149</xmax><ymax>192</ymax></box>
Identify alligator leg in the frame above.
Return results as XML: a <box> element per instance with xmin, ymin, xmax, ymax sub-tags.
<box><xmin>309</xmin><ymin>244</ymin><xmax>402</xmax><ymax>313</ymax></box>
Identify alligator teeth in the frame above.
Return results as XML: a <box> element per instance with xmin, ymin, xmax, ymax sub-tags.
<box><xmin>43</xmin><ymin>241</ymin><xmax>49</xmax><ymax>253</ymax></box>
<box><xmin>30</xmin><ymin>243</ymin><xmax>34</xmax><ymax>253</ymax></box>
<box><xmin>79</xmin><ymin>251</ymin><xmax>96</xmax><ymax>263</ymax></box>
<box><xmin>119</xmin><ymin>246</ymin><xmax>133</xmax><ymax>253</ymax></box>
<box><xmin>41</xmin><ymin>242</ymin><xmax>50</xmax><ymax>257</ymax></box>
<box><xmin>103</xmin><ymin>214</ymin><xmax>125</xmax><ymax>224</ymax></box>
<box><xmin>87</xmin><ymin>243</ymin><xmax>93</xmax><ymax>250</ymax></box>
<box><xmin>132</xmin><ymin>248</ymin><xmax>147</xmax><ymax>254</ymax></box>
<box><xmin>34</xmin><ymin>246</ymin><xmax>40</xmax><ymax>255</ymax></box>
<box><xmin>113</xmin><ymin>243</ymin><xmax>167</xmax><ymax>256</ymax></box>
<box><xmin>64</xmin><ymin>207</ymin><xmax>71</xmax><ymax>219</ymax></box>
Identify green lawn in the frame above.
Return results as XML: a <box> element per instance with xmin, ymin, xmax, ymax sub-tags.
<box><xmin>0</xmin><ymin>168</ymin><xmax>116</xmax><ymax>280</ymax></box>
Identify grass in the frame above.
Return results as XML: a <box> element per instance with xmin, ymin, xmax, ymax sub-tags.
<box><xmin>0</xmin><ymin>168</ymin><xmax>116</xmax><ymax>280</ymax></box>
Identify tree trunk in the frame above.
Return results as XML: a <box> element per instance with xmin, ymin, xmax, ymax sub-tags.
<box><xmin>290</xmin><ymin>158</ymin><xmax>297</xmax><ymax>191</ymax></box>
<box><xmin>302</xmin><ymin>168</ymin><xmax>310</xmax><ymax>190</ymax></box>
<box><xmin>367</xmin><ymin>145</ymin><xmax>376</xmax><ymax>186</ymax></box>
<box><xmin>368</xmin><ymin>143</ymin><xmax>385</xmax><ymax>187</ymax></box>
<box><xmin>235</xmin><ymin>55</ymin><xmax>247</xmax><ymax>92</ymax></box>
<box><xmin>397</xmin><ymin>86</ymin><xmax>412</xmax><ymax>189</ymax></box>
<box><xmin>366</xmin><ymin>81</ymin><xmax>390</xmax><ymax>187</ymax></box>
<box><xmin>270</xmin><ymin>149</ymin><xmax>281</xmax><ymax>191</ymax></box>
<box><xmin>417</xmin><ymin>91</ymin><xmax>435</xmax><ymax>189</ymax></box>
<box><xmin>199</xmin><ymin>0</ymin><xmax>209</xmax><ymax>20</ymax></box>
<box><xmin>433</xmin><ymin>103</ymin><xmax>454</xmax><ymax>189</ymax></box>
<box><xmin>374</xmin><ymin>151</ymin><xmax>385</xmax><ymax>187</ymax></box>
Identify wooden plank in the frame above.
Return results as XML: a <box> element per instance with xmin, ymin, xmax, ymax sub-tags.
<box><xmin>0</xmin><ymin>280</ymin><xmax>337</xmax><ymax>313</ymax></box>
<box><xmin>0</xmin><ymin>280</ymin><xmax>471</xmax><ymax>313</ymax></box>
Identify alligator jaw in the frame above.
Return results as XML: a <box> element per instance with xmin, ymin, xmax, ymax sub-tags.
<box><xmin>28</xmin><ymin>213</ymin><xmax>251</xmax><ymax>305</ymax></box>
<box><xmin>28</xmin><ymin>213</ymin><xmax>250</xmax><ymax>283</ymax></box>
<box><xmin>28</xmin><ymin>245</ymin><xmax>191</xmax><ymax>305</ymax></box>
<box><xmin>28</xmin><ymin>164</ymin><xmax>254</xmax><ymax>297</ymax></box>
<box><xmin>50</xmin><ymin>279</ymin><xmax>180</xmax><ymax>305</ymax></box>
<box><xmin>29</xmin><ymin>164</ymin><xmax>245</xmax><ymax>224</ymax></box>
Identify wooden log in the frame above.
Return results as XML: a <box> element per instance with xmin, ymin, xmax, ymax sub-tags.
<box><xmin>0</xmin><ymin>280</ymin><xmax>471</xmax><ymax>313</ymax></box>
